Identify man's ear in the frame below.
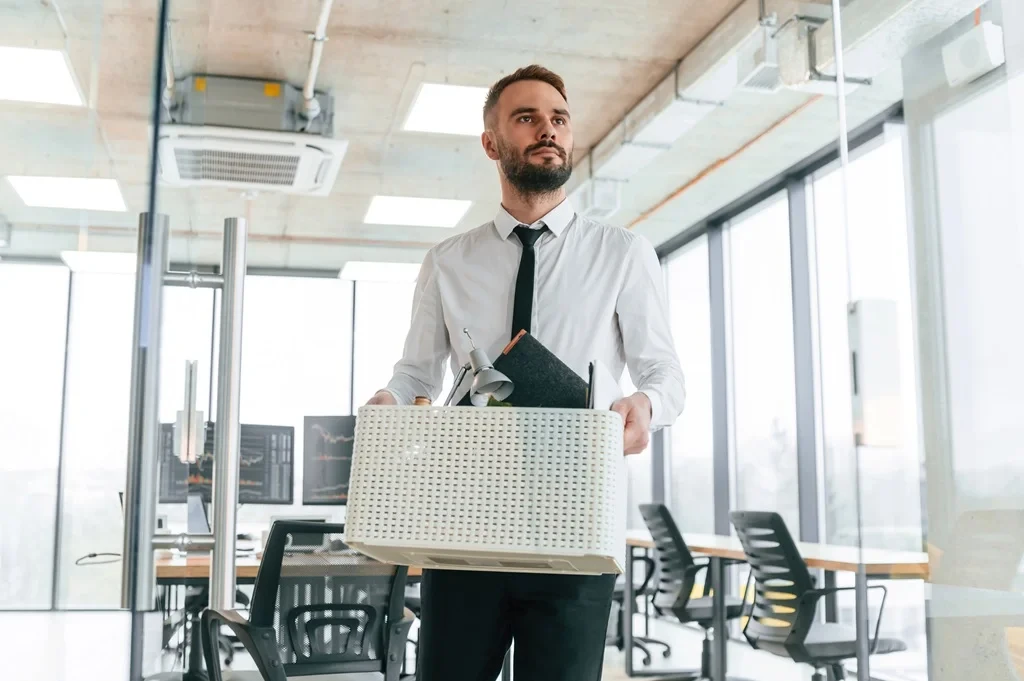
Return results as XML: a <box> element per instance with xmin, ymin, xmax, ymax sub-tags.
<box><xmin>481</xmin><ymin>130</ymin><xmax>500</xmax><ymax>161</ymax></box>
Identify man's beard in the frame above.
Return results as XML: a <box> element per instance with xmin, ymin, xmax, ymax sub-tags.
<box><xmin>497</xmin><ymin>137</ymin><xmax>573</xmax><ymax>196</ymax></box>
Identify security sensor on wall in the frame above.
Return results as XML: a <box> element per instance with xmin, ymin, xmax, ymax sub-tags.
<box><xmin>942</xmin><ymin>21</ymin><xmax>1006</xmax><ymax>89</ymax></box>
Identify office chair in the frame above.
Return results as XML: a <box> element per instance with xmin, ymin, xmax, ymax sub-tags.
<box><xmin>200</xmin><ymin>520</ymin><xmax>415</xmax><ymax>681</ymax></box>
<box><xmin>608</xmin><ymin>551</ymin><xmax>673</xmax><ymax>665</ymax></box>
<box><xmin>729</xmin><ymin>511</ymin><xmax>907</xmax><ymax>681</ymax></box>
<box><xmin>638</xmin><ymin>504</ymin><xmax>748</xmax><ymax>679</ymax></box>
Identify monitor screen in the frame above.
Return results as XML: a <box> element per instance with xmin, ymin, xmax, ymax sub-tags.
<box><xmin>158</xmin><ymin>422</ymin><xmax>294</xmax><ymax>505</ymax></box>
<box><xmin>302</xmin><ymin>415</ymin><xmax>356</xmax><ymax>506</ymax></box>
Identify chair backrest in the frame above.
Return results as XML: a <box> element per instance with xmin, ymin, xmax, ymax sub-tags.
<box><xmin>638</xmin><ymin>504</ymin><xmax>700</xmax><ymax>617</ymax></box>
<box><xmin>729</xmin><ymin>511</ymin><xmax>814</xmax><ymax>654</ymax></box>
<box><xmin>249</xmin><ymin>521</ymin><xmax>407</xmax><ymax>676</ymax></box>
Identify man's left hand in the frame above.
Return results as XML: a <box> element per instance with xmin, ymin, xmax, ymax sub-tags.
<box><xmin>611</xmin><ymin>392</ymin><xmax>652</xmax><ymax>455</ymax></box>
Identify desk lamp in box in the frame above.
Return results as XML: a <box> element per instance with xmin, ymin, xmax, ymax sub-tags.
<box><xmin>443</xmin><ymin>328</ymin><xmax>514</xmax><ymax>406</ymax></box>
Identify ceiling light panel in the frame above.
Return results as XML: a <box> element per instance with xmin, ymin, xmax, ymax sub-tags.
<box><xmin>0</xmin><ymin>47</ymin><xmax>83</xmax><ymax>106</ymax></box>
<box><xmin>339</xmin><ymin>261</ymin><xmax>422</xmax><ymax>282</ymax></box>
<box><xmin>364</xmin><ymin>195</ymin><xmax>471</xmax><ymax>228</ymax></box>
<box><xmin>7</xmin><ymin>177</ymin><xmax>127</xmax><ymax>212</ymax></box>
<box><xmin>403</xmin><ymin>83</ymin><xmax>488</xmax><ymax>136</ymax></box>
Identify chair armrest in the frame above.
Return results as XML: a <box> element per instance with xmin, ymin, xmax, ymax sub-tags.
<box><xmin>384</xmin><ymin>607</ymin><xmax>418</xmax><ymax>681</ymax></box>
<box><xmin>683</xmin><ymin>562</ymin><xmax>712</xmax><ymax>597</ymax></box>
<box><xmin>795</xmin><ymin>585</ymin><xmax>889</xmax><ymax>653</ymax></box>
<box><xmin>633</xmin><ymin>555</ymin><xmax>656</xmax><ymax>594</ymax></box>
<box><xmin>201</xmin><ymin>608</ymin><xmax>287</xmax><ymax>681</ymax></box>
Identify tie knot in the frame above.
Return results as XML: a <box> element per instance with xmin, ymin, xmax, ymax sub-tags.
<box><xmin>513</xmin><ymin>225</ymin><xmax>545</xmax><ymax>249</ymax></box>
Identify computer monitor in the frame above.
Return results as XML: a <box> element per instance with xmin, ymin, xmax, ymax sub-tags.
<box><xmin>302</xmin><ymin>415</ymin><xmax>356</xmax><ymax>505</ymax></box>
<box><xmin>118</xmin><ymin>491</ymin><xmax>167</xmax><ymax>530</ymax></box>
<box><xmin>187</xmin><ymin>492</ymin><xmax>211</xmax><ymax>534</ymax></box>
<box><xmin>158</xmin><ymin>422</ymin><xmax>295</xmax><ymax>505</ymax></box>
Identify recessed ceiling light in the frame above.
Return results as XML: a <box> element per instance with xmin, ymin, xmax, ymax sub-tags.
<box><xmin>403</xmin><ymin>83</ymin><xmax>488</xmax><ymax>136</ymax></box>
<box><xmin>0</xmin><ymin>46</ymin><xmax>83</xmax><ymax>106</ymax></box>
<box><xmin>7</xmin><ymin>177</ymin><xmax>127</xmax><ymax>212</ymax></box>
<box><xmin>364</xmin><ymin>195</ymin><xmax>471</xmax><ymax>229</ymax></box>
<box><xmin>60</xmin><ymin>250</ymin><xmax>137</xmax><ymax>274</ymax></box>
<box><xmin>339</xmin><ymin>261</ymin><xmax>422</xmax><ymax>283</ymax></box>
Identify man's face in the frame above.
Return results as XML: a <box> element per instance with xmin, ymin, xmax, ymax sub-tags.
<box><xmin>483</xmin><ymin>79</ymin><xmax>574</xmax><ymax>195</ymax></box>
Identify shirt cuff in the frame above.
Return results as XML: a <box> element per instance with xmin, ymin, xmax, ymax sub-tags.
<box><xmin>639</xmin><ymin>389</ymin><xmax>663</xmax><ymax>430</ymax></box>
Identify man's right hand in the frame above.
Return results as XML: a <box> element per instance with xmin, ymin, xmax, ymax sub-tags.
<box><xmin>365</xmin><ymin>390</ymin><xmax>397</xmax><ymax>406</ymax></box>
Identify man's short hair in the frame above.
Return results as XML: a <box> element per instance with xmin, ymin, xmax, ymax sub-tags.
<box><xmin>483</xmin><ymin>65</ymin><xmax>568</xmax><ymax>129</ymax></box>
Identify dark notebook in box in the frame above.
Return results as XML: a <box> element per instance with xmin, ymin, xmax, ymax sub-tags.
<box><xmin>456</xmin><ymin>330</ymin><xmax>588</xmax><ymax>408</ymax></box>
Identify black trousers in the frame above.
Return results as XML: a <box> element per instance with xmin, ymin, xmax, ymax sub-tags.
<box><xmin>417</xmin><ymin>569</ymin><xmax>616</xmax><ymax>681</ymax></box>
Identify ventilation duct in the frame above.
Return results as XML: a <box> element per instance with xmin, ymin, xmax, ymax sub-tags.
<box><xmin>778</xmin><ymin>0</ymin><xmax>987</xmax><ymax>92</ymax></box>
<box><xmin>571</xmin><ymin>0</ymin><xmax>807</xmax><ymax>219</ymax></box>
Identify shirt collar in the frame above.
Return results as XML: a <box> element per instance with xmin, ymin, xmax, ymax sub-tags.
<box><xmin>493</xmin><ymin>198</ymin><xmax>576</xmax><ymax>240</ymax></box>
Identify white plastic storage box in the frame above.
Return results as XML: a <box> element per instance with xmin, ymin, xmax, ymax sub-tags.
<box><xmin>346</xmin><ymin>406</ymin><xmax>626</xmax><ymax>575</ymax></box>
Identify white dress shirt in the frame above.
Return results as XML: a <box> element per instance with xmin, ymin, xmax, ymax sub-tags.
<box><xmin>383</xmin><ymin>198</ymin><xmax>685</xmax><ymax>428</ymax></box>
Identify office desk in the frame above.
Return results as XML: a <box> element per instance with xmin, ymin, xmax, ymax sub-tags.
<box><xmin>155</xmin><ymin>552</ymin><xmax>424</xmax><ymax>584</ymax></box>
<box><xmin>624</xmin><ymin>530</ymin><xmax>929</xmax><ymax>681</ymax></box>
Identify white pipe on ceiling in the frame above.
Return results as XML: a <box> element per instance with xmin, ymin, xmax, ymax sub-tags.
<box><xmin>301</xmin><ymin>0</ymin><xmax>334</xmax><ymax>121</ymax></box>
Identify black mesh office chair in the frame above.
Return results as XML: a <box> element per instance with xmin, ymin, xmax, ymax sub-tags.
<box><xmin>200</xmin><ymin>521</ymin><xmax>415</xmax><ymax>681</ymax></box>
<box><xmin>609</xmin><ymin>551</ymin><xmax>673</xmax><ymax>665</ymax></box>
<box><xmin>729</xmin><ymin>511</ymin><xmax>907</xmax><ymax>681</ymax></box>
<box><xmin>639</xmin><ymin>504</ymin><xmax>747</xmax><ymax>679</ymax></box>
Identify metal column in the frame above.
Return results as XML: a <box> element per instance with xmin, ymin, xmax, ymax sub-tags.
<box><xmin>121</xmin><ymin>211</ymin><xmax>170</xmax><ymax>611</ymax></box>
<box><xmin>209</xmin><ymin>217</ymin><xmax>248</xmax><ymax>610</ymax></box>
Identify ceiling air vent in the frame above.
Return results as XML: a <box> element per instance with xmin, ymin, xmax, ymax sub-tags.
<box><xmin>157</xmin><ymin>125</ymin><xmax>347</xmax><ymax>197</ymax></box>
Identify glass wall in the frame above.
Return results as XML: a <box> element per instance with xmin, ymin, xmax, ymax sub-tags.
<box><xmin>811</xmin><ymin>135</ymin><xmax>923</xmax><ymax>553</ymax></box>
<box><xmin>723</xmin><ymin>192</ymin><xmax>800</xmax><ymax>530</ymax></box>
<box><xmin>902</xmin><ymin>4</ymin><xmax>1024</xmax><ymax>679</ymax></box>
<box><xmin>664</xmin><ymin>236</ymin><xmax>714</xmax><ymax>534</ymax></box>
<box><xmin>57</xmin><ymin>272</ymin><xmax>135</xmax><ymax>608</ymax></box>
<box><xmin>0</xmin><ymin>263</ymin><xmax>69</xmax><ymax>608</ymax></box>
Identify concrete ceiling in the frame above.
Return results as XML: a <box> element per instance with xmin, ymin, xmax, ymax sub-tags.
<box><xmin>0</xmin><ymin>0</ymin><xmax>916</xmax><ymax>269</ymax></box>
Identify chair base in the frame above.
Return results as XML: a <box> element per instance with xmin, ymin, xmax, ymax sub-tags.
<box><xmin>622</xmin><ymin>669</ymin><xmax>702</xmax><ymax>679</ymax></box>
<box><xmin>812</xmin><ymin>665</ymin><xmax>847</xmax><ymax>681</ymax></box>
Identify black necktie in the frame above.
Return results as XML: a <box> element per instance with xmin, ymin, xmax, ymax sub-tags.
<box><xmin>511</xmin><ymin>225</ymin><xmax>545</xmax><ymax>339</ymax></box>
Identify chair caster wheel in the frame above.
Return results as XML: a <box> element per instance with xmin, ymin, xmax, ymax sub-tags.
<box><xmin>663</xmin><ymin>649</ymin><xmax>672</xmax><ymax>658</ymax></box>
<box><xmin>642</xmin><ymin>654</ymin><xmax>652</xmax><ymax>666</ymax></box>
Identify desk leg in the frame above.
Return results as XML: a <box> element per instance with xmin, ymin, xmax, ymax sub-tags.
<box><xmin>183</xmin><ymin>608</ymin><xmax>208</xmax><ymax>681</ymax></box>
<box><xmin>625</xmin><ymin>544</ymin><xmax>636</xmax><ymax>677</ymax></box>
<box><xmin>710</xmin><ymin>557</ymin><xmax>727</xmax><ymax>681</ymax></box>
<box><xmin>855</xmin><ymin>565</ymin><xmax>870</xmax><ymax>681</ymax></box>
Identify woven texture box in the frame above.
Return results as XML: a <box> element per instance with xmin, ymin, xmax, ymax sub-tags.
<box><xmin>346</xmin><ymin>406</ymin><xmax>626</xmax><ymax>575</ymax></box>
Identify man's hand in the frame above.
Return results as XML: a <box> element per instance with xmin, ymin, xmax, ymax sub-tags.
<box><xmin>365</xmin><ymin>390</ymin><xmax>397</xmax><ymax>406</ymax></box>
<box><xmin>611</xmin><ymin>392</ymin><xmax>652</xmax><ymax>455</ymax></box>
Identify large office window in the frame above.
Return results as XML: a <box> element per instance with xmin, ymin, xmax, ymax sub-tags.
<box><xmin>812</xmin><ymin>136</ymin><xmax>926</xmax><ymax>681</ymax></box>
<box><xmin>811</xmin><ymin>136</ymin><xmax>923</xmax><ymax>552</ymax></box>
<box><xmin>0</xmin><ymin>263</ymin><xmax>70</xmax><ymax>608</ymax></box>
<box><xmin>664</xmin><ymin>236</ymin><xmax>714</xmax><ymax>533</ymax></box>
<box><xmin>724</xmin><ymin>193</ymin><xmax>799</xmax><ymax>530</ymax></box>
<box><xmin>351</xmin><ymin>281</ymin><xmax>417</xmax><ymax>407</ymax></box>
<box><xmin>234</xmin><ymin>276</ymin><xmax>353</xmax><ymax>528</ymax></box>
<box><xmin>351</xmin><ymin>279</ymin><xmax>454</xmax><ymax>406</ymax></box>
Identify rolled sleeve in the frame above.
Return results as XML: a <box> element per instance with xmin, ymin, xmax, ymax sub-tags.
<box><xmin>616</xmin><ymin>236</ymin><xmax>686</xmax><ymax>429</ymax></box>
<box><xmin>382</xmin><ymin>249</ymin><xmax>450</xmax><ymax>405</ymax></box>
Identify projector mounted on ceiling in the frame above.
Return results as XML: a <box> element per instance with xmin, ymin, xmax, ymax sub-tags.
<box><xmin>158</xmin><ymin>75</ymin><xmax>347</xmax><ymax>196</ymax></box>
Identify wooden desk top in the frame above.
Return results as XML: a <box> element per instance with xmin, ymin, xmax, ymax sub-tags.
<box><xmin>155</xmin><ymin>553</ymin><xmax>423</xmax><ymax>581</ymax></box>
<box><xmin>626</xmin><ymin>530</ymin><xmax>930</xmax><ymax>578</ymax></box>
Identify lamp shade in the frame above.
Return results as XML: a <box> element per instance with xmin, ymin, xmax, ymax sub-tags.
<box><xmin>470</xmin><ymin>367</ymin><xmax>514</xmax><ymax>407</ymax></box>
<box><xmin>466</xmin><ymin>347</ymin><xmax>514</xmax><ymax>407</ymax></box>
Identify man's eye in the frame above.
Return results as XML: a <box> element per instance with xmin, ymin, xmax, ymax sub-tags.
<box><xmin>555</xmin><ymin>117</ymin><xmax>566</xmax><ymax>125</ymax></box>
<box><xmin>518</xmin><ymin>115</ymin><xmax>532</xmax><ymax>123</ymax></box>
